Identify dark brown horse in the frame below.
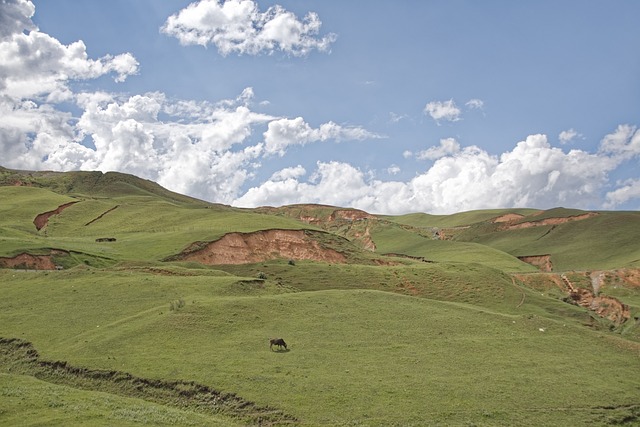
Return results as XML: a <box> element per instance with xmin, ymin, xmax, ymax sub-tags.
<box><xmin>269</xmin><ymin>338</ymin><xmax>287</xmax><ymax>351</ymax></box>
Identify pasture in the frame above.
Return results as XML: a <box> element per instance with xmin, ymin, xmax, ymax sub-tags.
<box><xmin>1</xmin><ymin>169</ymin><xmax>639</xmax><ymax>425</ymax></box>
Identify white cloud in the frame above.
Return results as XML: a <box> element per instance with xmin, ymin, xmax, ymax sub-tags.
<box><xmin>233</xmin><ymin>132</ymin><xmax>635</xmax><ymax>214</ymax></box>
<box><xmin>465</xmin><ymin>99</ymin><xmax>484</xmax><ymax>109</ymax></box>
<box><xmin>263</xmin><ymin>117</ymin><xmax>382</xmax><ymax>156</ymax></box>
<box><xmin>424</xmin><ymin>99</ymin><xmax>461</xmax><ymax>124</ymax></box>
<box><xmin>387</xmin><ymin>165</ymin><xmax>401</xmax><ymax>175</ymax></box>
<box><xmin>0</xmin><ymin>3</ymin><xmax>138</xmax><ymax>101</ymax></box>
<box><xmin>598</xmin><ymin>124</ymin><xmax>640</xmax><ymax>161</ymax></box>
<box><xmin>605</xmin><ymin>178</ymin><xmax>640</xmax><ymax>209</ymax></box>
<box><xmin>2</xmin><ymin>1</ymin><xmax>639</xmax><ymax>215</ymax></box>
<box><xmin>416</xmin><ymin>138</ymin><xmax>461</xmax><ymax>161</ymax></box>
<box><xmin>161</xmin><ymin>0</ymin><xmax>336</xmax><ymax>56</ymax></box>
<box><xmin>558</xmin><ymin>128</ymin><xmax>581</xmax><ymax>144</ymax></box>
<box><xmin>0</xmin><ymin>0</ymin><xmax>36</xmax><ymax>39</ymax></box>
<box><xmin>389</xmin><ymin>112</ymin><xmax>408</xmax><ymax>123</ymax></box>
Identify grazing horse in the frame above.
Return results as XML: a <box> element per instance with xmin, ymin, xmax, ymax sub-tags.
<box><xmin>269</xmin><ymin>338</ymin><xmax>287</xmax><ymax>351</ymax></box>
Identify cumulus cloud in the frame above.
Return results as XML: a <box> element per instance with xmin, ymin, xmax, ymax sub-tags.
<box><xmin>234</xmin><ymin>130</ymin><xmax>640</xmax><ymax>214</ymax></box>
<box><xmin>0</xmin><ymin>0</ymin><xmax>377</xmax><ymax>205</ymax></box>
<box><xmin>2</xmin><ymin>1</ymin><xmax>640</xmax><ymax>215</ymax></box>
<box><xmin>0</xmin><ymin>0</ymin><xmax>36</xmax><ymax>38</ymax></box>
<box><xmin>424</xmin><ymin>99</ymin><xmax>461</xmax><ymax>124</ymax></box>
<box><xmin>161</xmin><ymin>0</ymin><xmax>336</xmax><ymax>56</ymax></box>
<box><xmin>263</xmin><ymin>117</ymin><xmax>382</xmax><ymax>156</ymax></box>
<box><xmin>0</xmin><ymin>2</ymin><xmax>138</xmax><ymax>101</ymax></box>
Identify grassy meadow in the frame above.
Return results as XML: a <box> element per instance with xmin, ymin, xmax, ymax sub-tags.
<box><xmin>1</xmin><ymin>168</ymin><xmax>639</xmax><ymax>426</ymax></box>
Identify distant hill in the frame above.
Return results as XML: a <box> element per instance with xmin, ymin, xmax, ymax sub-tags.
<box><xmin>0</xmin><ymin>166</ymin><xmax>212</xmax><ymax>207</ymax></box>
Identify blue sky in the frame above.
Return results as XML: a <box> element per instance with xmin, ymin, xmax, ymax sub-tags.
<box><xmin>2</xmin><ymin>0</ymin><xmax>639</xmax><ymax>214</ymax></box>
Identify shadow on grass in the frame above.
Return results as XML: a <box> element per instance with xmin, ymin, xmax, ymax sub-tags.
<box><xmin>271</xmin><ymin>348</ymin><xmax>290</xmax><ymax>353</ymax></box>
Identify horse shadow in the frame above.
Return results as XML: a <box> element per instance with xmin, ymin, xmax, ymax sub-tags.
<box><xmin>271</xmin><ymin>347</ymin><xmax>290</xmax><ymax>353</ymax></box>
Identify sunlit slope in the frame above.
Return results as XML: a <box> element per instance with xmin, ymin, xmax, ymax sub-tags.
<box><xmin>1</xmin><ymin>269</ymin><xmax>638</xmax><ymax>427</ymax></box>
<box><xmin>0</xmin><ymin>185</ymin><xmax>315</xmax><ymax>263</ymax></box>
<box><xmin>383</xmin><ymin>207</ymin><xmax>640</xmax><ymax>271</ymax></box>
<box><xmin>370</xmin><ymin>221</ymin><xmax>537</xmax><ymax>272</ymax></box>
<box><xmin>0</xmin><ymin>373</ymin><xmax>240</xmax><ymax>427</ymax></box>
<box><xmin>453</xmin><ymin>209</ymin><xmax>640</xmax><ymax>271</ymax></box>
<box><xmin>383</xmin><ymin>208</ymin><xmax>537</xmax><ymax>228</ymax></box>
<box><xmin>0</xmin><ymin>167</ymin><xmax>210</xmax><ymax>206</ymax></box>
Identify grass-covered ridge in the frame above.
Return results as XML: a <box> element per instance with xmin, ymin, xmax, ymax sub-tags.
<box><xmin>1</xmin><ymin>168</ymin><xmax>639</xmax><ymax>426</ymax></box>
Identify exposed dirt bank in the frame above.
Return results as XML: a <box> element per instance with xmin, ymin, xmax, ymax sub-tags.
<box><xmin>0</xmin><ymin>337</ymin><xmax>298</xmax><ymax>426</ymax></box>
<box><xmin>492</xmin><ymin>213</ymin><xmax>525</xmax><ymax>223</ymax></box>
<box><xmin>259</xmin><ymin>205</ymin><xmax>378</xmax><ymax>251</ymax></box>
<box><xmin>172</xmin><ymin>229</ymin><xmax>347</xmax><ymax>265</ymax></box>
<box><xmin>500</xmin><ymin>212</ymin><xmax>598</xmax><ymax>231</ymax></box>
<box><xmin>513</xmin><ymin>270</ymin><xmax>636</xmax><ymax>326</ymax></box>
<box><xmin>518</xmin><ymin>254</ymin><xmax>553</xmax><ymax>272</ymax></box>
<box><xmin>33</xmin><ymin>201</ymin><xmax>79</xmax><ymax>231</ymax></box>
<box><xmin>565</xmin><ymin>288</ymin><xmax>630</xmax><ymax>325</ymax></box>
<box><xmin>0</xmin><ymin>250</ymin><xmax>68</xmax><ymax>270</ymax></box>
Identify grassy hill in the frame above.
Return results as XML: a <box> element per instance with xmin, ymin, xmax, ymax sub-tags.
<box><xmin>1</xmin><ymin>168</ymin><xmax>639</xmax><ymax>426</ymax></box>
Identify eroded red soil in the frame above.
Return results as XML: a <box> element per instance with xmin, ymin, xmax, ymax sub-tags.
<box><xmin>33</xmin><ymin>201</ymin><xmax>79</xmax><ymax>231</ymax></box>
<box><xmin>175</xmin><ymin>229</ymin><xmax>347</xmax><ymax>265</ymax></box>
<box><xmin>0</xmin><ymin>250</ymin><xmax>68</xmax><ymax>270</ymax></box>
<box><xmin>514</xmin><ymin>269</ymin><xmax>637</xmax><ymax>325</ymax></box>
<box><xmin>518</xmin><ymin>254</ymin><xmax>553</xmax><ymax>272</ymax></box>
<box><xmin>492</xmin><ymin>213</ymin><xmax>525</xmax><ymax>223</ymax></box>
<box><xmin>500</xmin><ymin>212</ymin><xmax>598</xmax><ymax>231</ymax></box>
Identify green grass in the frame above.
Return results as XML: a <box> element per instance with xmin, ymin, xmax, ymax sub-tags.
<box><xmin>2</xmin><ymin>171</ymin><xmax>640</xmax><ymax>426</ymax></box>
<box><xmin>458</xmin><ymin>212</ymin><xmax>640</xmax><ymax>271</ymax></box>
<box><xmin>383</xmin><ymin>208</ymin><xmax>538</xmax><ymax>228</ymax></box>
<box><xmin>1</xmin><ymin>268</ymin><xmax>639</xmax><ymax>426</ymax></box>
<box><xmin>370</xmin><ymin>221</ymin><xmax>537</xmax><ymax>272</ymax></box>
<box><xmin>0</xmin><ymin>373</ymin><xmax>239</xmax><ymax>426</ymax></box>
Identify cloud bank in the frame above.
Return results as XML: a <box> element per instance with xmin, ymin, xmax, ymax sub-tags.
<box><xmin>236</xmin><ymin>131</ymin><xmax>640</xmax><ymax>214</ymax></box>
<box><xmin>161</xmin><ymin>0</ymin><xmax>337</xmax><ymax>56</ymax></box>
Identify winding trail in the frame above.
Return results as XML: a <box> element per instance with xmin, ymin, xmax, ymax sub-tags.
<box><xmin>511</xmin><ymin>277</ymin><xmax>526</xmax><ymax>308</ymax></box>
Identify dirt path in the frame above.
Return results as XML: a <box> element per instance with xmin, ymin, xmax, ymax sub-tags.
<box><xmin>511</xmin><ymin>277</ymin><xmax>526</xmax><ymax>308</ymax></box>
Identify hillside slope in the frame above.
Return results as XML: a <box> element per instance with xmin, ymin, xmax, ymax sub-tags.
<box><xmin>1</xmin><ymin>168</ymin><xmax>639</xmax><ymax>426</ymax></box>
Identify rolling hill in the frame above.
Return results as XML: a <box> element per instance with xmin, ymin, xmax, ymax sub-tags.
<box><xmin>1</xmin><ymin>167</ymin><xmax>639</xmax><ymax>426</ymax></box>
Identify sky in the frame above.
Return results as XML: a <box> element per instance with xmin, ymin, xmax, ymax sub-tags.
<box><xmin>1</xmin><ymin>0</ymin><xmax>639</xmax><ymax>214</ymax></box>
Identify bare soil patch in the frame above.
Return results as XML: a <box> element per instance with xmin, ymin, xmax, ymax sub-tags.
<box><xmin>518</xmin><ymin>254</ymin><xmax>553</xmax><ymax>272</ymax></box>
<box><xmin>173</xmin><ymin>229</ymin><xmax>347</xmax><ymax>265</ymax></box>
<box><xmin>33</xmin><ymin>201</ymin><xmax>79</xmax><ymax>231</ymax></box>
<box><xmin>514</xmin><ymin>270</ymin><xmax>633</xmax><ymax>326</ymax></box>
<box><xmin>500</xmin><ymin>212</ymin><xmax>598</xmax><ymax>231</ymax></box>
<box><xmin>492</xmin><ymin>213</ymin><xmax>525</xmax><ymax>223</ymax></box>
<box><xmin>0</xmin><ymin>250</ymin><xmax>68</xmax><ymax>270</ymax></box>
